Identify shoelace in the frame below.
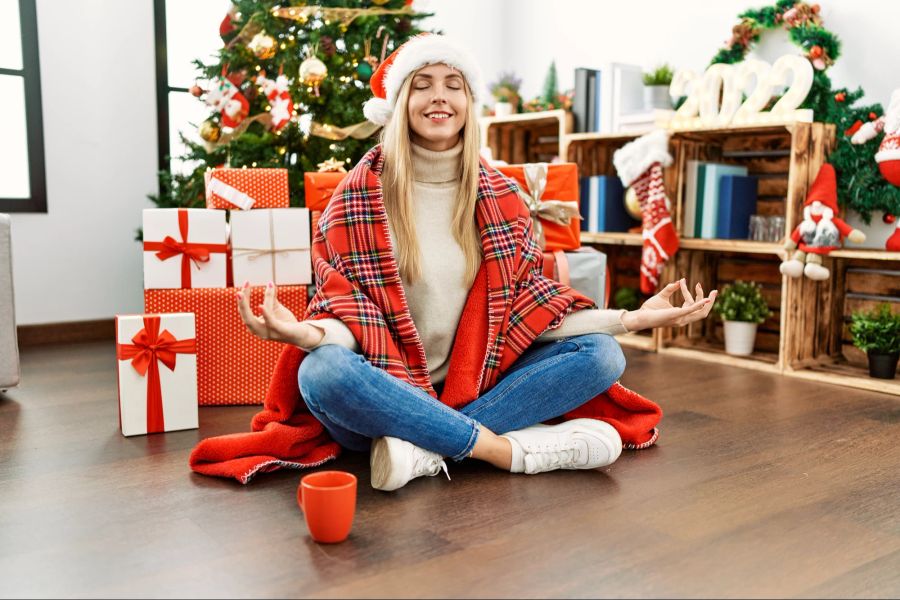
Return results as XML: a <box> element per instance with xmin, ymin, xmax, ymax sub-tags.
<box><xmin>412</xmin><ymin>448</ymin><xmax>451</xmax><ymax>481</ymax></box>
<box><xmin>523</xmin><ymin>444</ymin><xmax>582</xmax><ymax>473</ymax></box>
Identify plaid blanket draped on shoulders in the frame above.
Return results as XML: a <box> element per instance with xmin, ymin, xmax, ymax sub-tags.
<box><xmin>304</xmin><ymin>144</ymin><xmax>596</xmax><ymax>397</ymax></box>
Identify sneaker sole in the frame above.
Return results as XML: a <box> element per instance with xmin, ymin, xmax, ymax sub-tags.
<box><xmin>370</xmin><ymin>437</ymin><xmax>407</xmax><ymax>492</ymax></box>
<box><xmin>529</xmin><ymin>418</ymin><xmax>623</xmax><ymax>468</ymax></box>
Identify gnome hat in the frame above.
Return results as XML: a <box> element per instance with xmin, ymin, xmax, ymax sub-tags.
<box><xmin>362</xmin><ymin>33</ymin><xmax>486</xmax><ymax>126</ymax></box>
<box><xmin>805</xmin><ymin>163</ymin><xmax>839</xmax><ymax>212</ymax></box>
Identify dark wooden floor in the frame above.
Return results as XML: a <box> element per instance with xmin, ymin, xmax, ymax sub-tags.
<box><xmin>1</xmin><ymin>341</ymin><xmax>899</xmax><ymax>599</ymax></box>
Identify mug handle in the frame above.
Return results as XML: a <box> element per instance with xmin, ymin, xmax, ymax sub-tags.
<box><xmin>297</xmin><ymin>484</ymin><xmax>305</xmax><ymax>512</ymax></box>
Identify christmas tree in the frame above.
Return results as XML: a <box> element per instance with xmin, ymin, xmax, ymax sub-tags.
<box><xmin>150</xmin><ymin>0</ymin><xmax>429</xmax><ymax>212</ymax></box>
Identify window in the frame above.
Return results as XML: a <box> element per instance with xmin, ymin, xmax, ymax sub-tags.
<box><xmin>155</xmin><ymin>0</ymin><xmax>232</xmax><ymax>176</ymax></box>
<box><xmin>0</xmin><ymin>0</ymin><xmax>46</xmax><ymax>213</ymax></box>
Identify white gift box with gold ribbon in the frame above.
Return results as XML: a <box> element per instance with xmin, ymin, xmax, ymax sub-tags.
<box><xmin>230</xmin><ymin>208</ymin><xmax>312</xmax><ymax>286</ymax></box>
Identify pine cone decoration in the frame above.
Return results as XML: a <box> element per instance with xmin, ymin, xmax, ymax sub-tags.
<box><xmin>320</xmin><ymin>35</ymin><xmax>337</xmax><ymax>57</ymax></box>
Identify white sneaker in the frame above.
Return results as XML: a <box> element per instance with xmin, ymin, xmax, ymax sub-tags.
<box><xmin>501</xmin><ymin>419</ymin><xmax>623</xmax><ymax>475</ymax></box>
<box><xmin>370</xmin><ymin>436</ymin><xmax>451</xmax><ymax>491</ymax></box>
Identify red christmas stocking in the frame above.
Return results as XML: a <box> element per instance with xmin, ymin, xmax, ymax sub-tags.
<box><xmin>257</xmin><ymin>71</ymin><xmax>294</xmax><ymax>130</ymax></box>
<box><xmin>613</xmin><ymin>130</ymin><xmax>678</xmax><ymax>294</ymax></box>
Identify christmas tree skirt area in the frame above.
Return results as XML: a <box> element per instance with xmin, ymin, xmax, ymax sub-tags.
<box><xmin>3</xmin><ymin>340</ymin><xmax>900</xmax><ymax>597</ymax></box>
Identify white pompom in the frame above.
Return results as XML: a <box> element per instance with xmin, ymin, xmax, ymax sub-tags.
<box><xmin>363</xmin><ymin>97</ymin><xmax>392</xmax><ymax>126</ymax></box>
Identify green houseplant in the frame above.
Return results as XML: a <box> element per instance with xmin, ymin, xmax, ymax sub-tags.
<box><xmin>713</xmin><ymin>280</ymin><xmax>772</xmax><ymax>356</ymax></box>
<box><xmin>489</xmin><ymin>70</ymin><xmax>522</xmax><ymax>117</ymax></box>
<box><xmin>642</xmin><ymin>64</ymin><xmax>674</xmax><ymax>111</ymax></box>
<box><xmin>850</xmin><ymin>303</ymin><xmax>900</xmax><ymax>379</ymax></box>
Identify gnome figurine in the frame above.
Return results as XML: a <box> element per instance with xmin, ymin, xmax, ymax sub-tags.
<box><xmin>780</xmin><ymin>163</ymin><xmax>866</xmax><ymax>280</ymax></box>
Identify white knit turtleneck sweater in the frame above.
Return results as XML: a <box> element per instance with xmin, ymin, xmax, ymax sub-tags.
<box><xmin>300</xmin><ymin>140</ymin><xmax>628</xmax><ymax>385</ymax></box>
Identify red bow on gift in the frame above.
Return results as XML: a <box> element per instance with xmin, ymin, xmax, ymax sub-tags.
<box><xmin>116</xmin><ymin>316</ymin><xmax>197</xmax><ymax>434</ymax></box>
<box><xmin>143</xmin><ymin>209</ymin><xmax>227</xmax><ymax>288</ymax></box>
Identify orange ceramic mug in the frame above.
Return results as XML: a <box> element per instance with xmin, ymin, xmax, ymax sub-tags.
<box><xmin>297</xmin><ymin>471</ymin><xmax>357</xmax><ymax>543</ymax></box>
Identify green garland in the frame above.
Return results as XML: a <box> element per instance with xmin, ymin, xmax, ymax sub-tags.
<box><xmin>711</xmin><ymin>0</ymin><xmax>900</xmax><ymax>222</ymax></box>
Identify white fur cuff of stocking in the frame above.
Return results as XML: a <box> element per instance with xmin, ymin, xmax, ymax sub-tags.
<box><xmin>613</xmin><ymin>129</ymin><xmax>674</xmax><ymax>187</ymax></box>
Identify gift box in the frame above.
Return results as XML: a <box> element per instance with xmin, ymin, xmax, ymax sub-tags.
<box><xmin>204</xmin><ymin>168</ymin><xmax>290</xmax><ymax>210</ymax></box>
<box><xmin>144</xmin><ymin>286</ymin><xmax>307</xmax><ymax>405</ymax></box>
<box><xmin>116</xmin><ymin>313</ymin><xmax>198</xmax><ymax>436</ymax></box>
<box><xmin>497</xmin><ymin>162</ymin><xmax>581</xmax><ymax>251</ymax></box>
<box><xmin>542</xmin><ymin>247</ymin><xmax>609</xmax><ymax>308</ymax></box>
<box><xmin>230</xmin><ymin>208</ymin><xmax>312</xmax><ymax>286</ymax></box>
<box><xmin>304</xmin><ymin>172</ymin><xmax>347</xmax><ymax>212</ymax></box>
<box><xmin>143</xmin><ymin>208</ymin><xmax>228</xmax><ymax>289</ymax></box>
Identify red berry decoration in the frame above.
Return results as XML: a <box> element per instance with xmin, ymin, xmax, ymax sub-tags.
<box><xmin>190</xmin><ymin>85</ymin><xmax>204</xmax><ymax>97</ymax></box>
<box><xmin>809</xmin><ymin>45</ymin><xmax>823</xmax><ymax>59</ymax></box>
<box><xmin>869</xmin><ymin>112</ymin><xmax>879</xmax><ymax>120</ymax></box>
<box><xmin>885</xmin><ymin>213</ymin><xmax>897</xmax><ymax>225</ymax></box>
<box><xmin>834</xmin><ymin>92</ymin><xmax>846</xmax><ymax>102</ymax></box>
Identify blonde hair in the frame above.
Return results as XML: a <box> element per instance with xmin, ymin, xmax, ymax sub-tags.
<box><xmin>379</xmin><ymin>68</ymin><xmax>483</xmax><ymax>287</ymax></box>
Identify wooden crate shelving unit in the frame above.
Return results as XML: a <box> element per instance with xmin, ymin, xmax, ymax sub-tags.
<box><xmin>484</xmin><ymin>111</ymin><xmax>899</xmax><ymax>395</ymax></box>
<box><xmin>479</xmin><ymin>109</ymin><xmax>572</xmax><ymax>164</ymax></box>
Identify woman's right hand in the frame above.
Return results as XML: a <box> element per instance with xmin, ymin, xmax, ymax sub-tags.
<box><xmin>236</xmin><ymin>281</ymin><xmax>325</xmax><ymax>348</ymax></box>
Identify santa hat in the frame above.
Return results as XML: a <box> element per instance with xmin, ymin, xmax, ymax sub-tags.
<box><xmin>805</xmin><ymin>163</ymin><xmax>839</xmax><ymax>212</ymax></box>
<box><xmin>362</xmin><ymin>33</ymin><xmax>486</xmax><ymax>126</ymax></box>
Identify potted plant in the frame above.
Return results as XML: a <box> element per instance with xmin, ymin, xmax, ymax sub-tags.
<box><xmin>490</xmin><ymin>70</ymin><xmax>522</xmax><ymax>117</ymax></box>
<box><xmin>642</xmin><ymin>64</ymin><xmax>674</xmax><ymax>111</ymax></box>
<box><xmin>713</xmin><ymin>280</ymin><xmax>772</xmax><ymax>356</ymax></box>
<box><xmin>850</xmin><ymin>303</ymin><xmax>900</xmax><ymax>379</ymax></box>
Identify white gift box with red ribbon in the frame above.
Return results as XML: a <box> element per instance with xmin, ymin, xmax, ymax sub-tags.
<box><xmin>115</xmin><ymin>313</ymin><xmax>199</xmax><ymax>437</ymax></box>
<box><xmin>142</xmin><ymin>208</ymin><xmax>228</xmax><ymax>289</ymax></box>
<box><xmin>229</xmin><ymin>208</ymin><xmax>312</xmax><ymax>286</ymax></box>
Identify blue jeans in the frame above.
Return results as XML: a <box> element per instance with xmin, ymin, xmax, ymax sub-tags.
<box><xmin>297</xmin><ymin>333</ymin><xmax>626</xmax><ymax>462</ymax></box>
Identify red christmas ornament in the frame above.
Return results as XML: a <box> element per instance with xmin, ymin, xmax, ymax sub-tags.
<box><xmin>884</xmin><ymin>213</ymin><xmax>897</xmax><ymax>225</ymax></box>
<box><xmin>869</xmin><ymin>112</ymin><xmax>879</xmax><ymax>120</ymax></box>
<box><xmin>834</xmin><ymin>92</ymin><xmax>846</xmax><ymax>102</ymax></box>
<box><xmin>809</xmin><ymin>45</ymin><xmax>823</xmax><ymax>59</ymax></box>
<box><xmin>190</xmin><ymin>85</ymin><xmax>204</xmax><ymax>97</ymax></box>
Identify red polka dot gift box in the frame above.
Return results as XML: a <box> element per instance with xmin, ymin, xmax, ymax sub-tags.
<box><xmin>204</xmin><ymin>168</ymin><xmax>290</xmax><ymax>211</ymax></box>
<box><xmin>144</xmin><ymin>286</ymin><xmax>307</xmax><ymax>406</ymax></box>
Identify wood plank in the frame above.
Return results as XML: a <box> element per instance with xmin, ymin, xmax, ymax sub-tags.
<box><xmin>846</xmin><ymin>269</ymin><xmax>900</xmax><ymax>296</ymax></box>
<box><xmin>17</xmin><ymin>318</ymin><xmax>114</xmax><ymax>347</ymax></box>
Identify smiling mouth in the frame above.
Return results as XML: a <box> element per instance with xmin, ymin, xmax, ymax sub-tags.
<box><xmin>425</xmin><ymin>112</ymin><xmax>453</xmax><ymax>121</ymax></box>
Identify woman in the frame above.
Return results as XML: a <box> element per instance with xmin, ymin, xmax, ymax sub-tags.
<box><xmin>236</xmin><ymin>34</ymin><xmax>716</xmax><ymax>492</ymax></box>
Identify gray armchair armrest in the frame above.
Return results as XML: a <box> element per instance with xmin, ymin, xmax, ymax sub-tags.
<box><xmin>0</xmin><ymin>214</ymin><xmax>20</xmax><ymax>389</ymax></box>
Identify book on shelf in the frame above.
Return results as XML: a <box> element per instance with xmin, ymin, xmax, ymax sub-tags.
<box><xmin>579</xmin><ymin>175</ymin><xmax>635</xmax><ymax>233</ymax></box>
<box><xmin>716</xmin><ymin>175</ymin><xmax>758</xmax><ymax>239</ymax></box>
<box><xmin>573</xmin><ymin>63</ymin><xmax>644</xmax><ymax>134</ymax></box>
<box><xmin>688</xmin><ymin>162</ymin><xmax>749</xmax><ymax>239</ymax></box>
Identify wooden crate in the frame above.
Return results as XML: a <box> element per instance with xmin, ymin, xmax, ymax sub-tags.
<box><xmin>783</xmin><ymin>259</ymin><xmax>900</xmax><ymax>395</ymax></box>
<box><xmin>657</xmin><ymin>249</ymin><xmax>784</xmax><ymax>371</ymax></box>
<box><xmin>480</xmin><ymin>109</ymin><xmax>572</xmax><ymax>164</ymax></box>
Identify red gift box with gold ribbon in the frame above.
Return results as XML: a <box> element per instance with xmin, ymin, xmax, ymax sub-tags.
<box><xmin>205</xmin><ymin>168</ymin><xmax>290</xmax><ymax>210</ymax></box>
<box><xmin>144</xmin><ymin>286</ymin><xmax>308</xmax><ymax>406</ymax></box>
<box><xmin>304</xmin><ymin>172</ymin><xmax>347</xmax><ymax>212</ymax></box>
<box><xmin>116</xmin><ymin>313</ymin><xmax>199</xmax><ymax>436</ymax></box>
<box><xmin>496</xmin><ymin>163</ymin><xmax>582</xmax><ymax>252</ymax></box>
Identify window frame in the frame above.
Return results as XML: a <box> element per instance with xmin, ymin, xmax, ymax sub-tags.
<box><xmin>0</xmin><ymin>0</ymin><xmax>47</xmax><ymax>213</ymax></box>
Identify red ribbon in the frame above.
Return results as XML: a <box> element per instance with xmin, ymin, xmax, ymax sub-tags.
<box><xmin>116</xmin><ymin>316</ymin><xmax>197</xmax><ymax>434</ymax></box>
<box><xmin>143</xmin><ymin>209</ymin><xmax>227</xmax><ymax>287</ymax></box>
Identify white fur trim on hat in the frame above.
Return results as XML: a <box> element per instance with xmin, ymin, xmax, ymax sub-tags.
<box><xmin>613</xmin><ymin>129</ymin><xmax>673</xmax><ymax>187</ymax></box>
<box><xmin>363</xmin><ymin>97</ymin><xmax>394</xmax><ymax>127</ymax></box>
<box><xmin>371</xmin><ymin>34</ymin><xmax>486</xmax><ymax>125</ymax></box>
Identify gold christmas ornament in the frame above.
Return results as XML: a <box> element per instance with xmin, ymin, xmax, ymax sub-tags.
<box><xmin>272</xmin><ymin>5</ymin><xmax>413</xmax><ymax>28</ymax></box>
<box><xmin>248</xmin><ymin>32</ymin><xmax>277</xmax><ymax>60</ymax></box>
<box><xmin>199</xmin><ymin>120</ymin><xmax>221</xmax><ymax>143</ymax></box>
<box><xmin>299</xmin><ymin>50</ymin><xmax>328</xmax><ymax>97</ymax></box>
<box><xmin>624</xmin><ymin>186</ymin><xmax>642</xmax><ymax>220</ymax></box>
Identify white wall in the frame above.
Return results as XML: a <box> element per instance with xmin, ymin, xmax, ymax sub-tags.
<box><xmin>10</xmin><ymin>0</ymin><xmax>156</xmax><ymax>325</ymax></box>
<box><xmin>7</xmin><ymin>0</ymin><xmax>896</xmax><ymax>325</ymax></box>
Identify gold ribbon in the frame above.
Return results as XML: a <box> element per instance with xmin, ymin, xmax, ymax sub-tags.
<box><xmin>272</xmin><ymin>5</ymin><xmax>414</xmax><ymax>27</ymax></box>
<box><xmin>310</xmin><ymin>119</ymin><xmax>381</xmax><ymax>140</ymax></box>
<box><xmin>231</xmin><ymin>211</ymin><xmax>309</xmax><ymax>282</ymax></box>
<box><xmin>516</xmin><ymin>163</ymin><xmax>581</xmax><ymax>249</ymax></box>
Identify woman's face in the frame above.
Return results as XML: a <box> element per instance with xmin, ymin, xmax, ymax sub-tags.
<box><xmin>406</xmin><ymin>63</ymin><xmax>467</xmax><ymax>152</ymax></box>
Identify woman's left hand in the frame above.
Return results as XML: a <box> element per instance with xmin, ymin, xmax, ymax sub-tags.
<box><xmin>621</xmin><ymin>278</ymin><xmax>717</xmax><ymax>332</ymax></box>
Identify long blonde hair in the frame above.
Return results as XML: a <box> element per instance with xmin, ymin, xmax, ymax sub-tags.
<box><xmin>379</xmin><ymin>68</ymin><xmax>483</xmax><ymax>287</ymax></box>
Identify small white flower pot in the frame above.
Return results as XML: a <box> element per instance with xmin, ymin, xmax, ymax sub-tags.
<box><xmin>643</xmin><ymin>85</ymin><xmax>672</xmax><ymax>111</ymax></box>
<box><xmin>723</xmin><ymin>320</ymin><xmax>758</xmax><ymax>356</ymax></box>
<box><xmin>493</xmin><ymin>101</ymin><xmax>513</xmax><ymax>117</ymax></box>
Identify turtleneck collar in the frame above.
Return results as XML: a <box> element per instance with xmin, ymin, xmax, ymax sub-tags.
<box><xmin>411</xmin><ymin>138</ymin><xmax>463</xmax><ymax>184</ymax></box>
